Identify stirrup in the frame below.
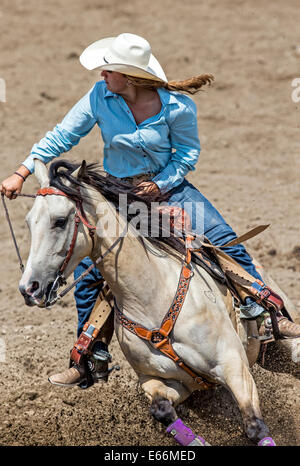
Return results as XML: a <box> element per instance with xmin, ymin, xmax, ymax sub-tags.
<box><xmin>92</xmin><ymin>347</ymin><xmax>112</xmax><ymax>363</ymax></box>
<box><xmin>78</xmin><ymin>358</ymin><xmax>120</xmax><ymax>389</ymax></box>
<box><xmin>256</xmin><ymin>313</ymin><xmax>275</xmax><ymax>343</ymax></box>
<box><xmin>77</xmin><ymin>343</ymin><xmax>119</xmax><ymax>389</ymax></box>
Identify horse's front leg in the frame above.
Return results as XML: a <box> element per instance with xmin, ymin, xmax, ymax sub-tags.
<box><xmin>139</xmin><ymin>375</ymin><xmax>210</xmax><ymax>446</ymax></box>
<box><xmin>221</xmin><ymin>357</ymin><xmax>276</xmax><ymax>446</ymax></box>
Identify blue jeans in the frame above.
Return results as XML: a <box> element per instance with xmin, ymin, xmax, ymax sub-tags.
<box><xmin>167</xmin><ymin>179</ymin><xmax>263</xmax><ymax>280</ymax></box>
<box><xmin>74</xmin><ymin>179</ymin><xmax>263</xmax><ymax>334</ymax></box>
<box><xmin>74</xmin><ymin>258</ymin><xmax>104</xmax><ymax>337</ymax></box>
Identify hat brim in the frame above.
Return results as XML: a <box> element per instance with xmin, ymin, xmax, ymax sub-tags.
<box><xmin>79</xmin><ymin>37</ymin><xmax>167</xmax><ymax>83</ymax></box>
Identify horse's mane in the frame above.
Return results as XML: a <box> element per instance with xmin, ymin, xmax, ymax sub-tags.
<box><xmin>49</xmin><ymin>160</ymin><xmax>187</xmax><ymax>259</ymax></box>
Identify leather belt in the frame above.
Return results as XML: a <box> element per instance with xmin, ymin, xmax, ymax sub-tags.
<box><xmin>106</xmin><ymin>172</ymin><xmax>155</xmax><ymax>187</ymax></box>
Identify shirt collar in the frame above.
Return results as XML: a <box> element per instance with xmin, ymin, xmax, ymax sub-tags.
<box><xmin>103</xmin><ymin>82</ymin><xmax>178</xmax><ymax>106</ymax></box>
<box><xmin>103</xmin><ymin>85</ymin><xmax>116</xmax><ymax>98</ymax></box>
<box><xmin>157</xmin><ymin>88</ymin><xmax>179</xmax><ymax>107</ymax></box>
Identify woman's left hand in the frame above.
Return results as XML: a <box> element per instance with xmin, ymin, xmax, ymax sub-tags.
<box><xmin>135</xmin><ymin>181</ymin><xmax>160</xmax><ymax>198</ymax></box>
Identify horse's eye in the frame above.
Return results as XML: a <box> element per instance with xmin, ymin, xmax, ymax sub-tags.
<box><xmin>53</xmin><ymin>217</ymin><xmax>67</xmax><ymax>229</ymax></box>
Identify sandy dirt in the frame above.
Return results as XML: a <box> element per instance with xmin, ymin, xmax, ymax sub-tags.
<box><xmin>0</xmin><ymin>0</ymin><xmax>299</xmax><ymax>447</ymax></box>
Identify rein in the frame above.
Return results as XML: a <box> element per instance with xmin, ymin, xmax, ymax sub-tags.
<box><xmin>1</xmin><ymin>193</ymin><xmax>35</xmax><ymax>272</ymax></box>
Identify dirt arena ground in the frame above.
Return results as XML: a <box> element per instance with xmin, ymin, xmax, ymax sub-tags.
<box><xmin>0</xmin><ymin>0</ymin><xmax>299</xmax><ymax>448</ymax></box>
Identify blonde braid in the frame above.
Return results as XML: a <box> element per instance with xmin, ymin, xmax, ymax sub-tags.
<box><xmin>125</xmin><ymin>74</ymin><xmax>214</xmax><ymax>95</ymax></box>
<box><xmin>166</xmin><ymin>74</ymin><xmax>214</xmax><ymax>94</ymax></box>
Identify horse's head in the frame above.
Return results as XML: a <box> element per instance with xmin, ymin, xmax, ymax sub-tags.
<box><xmin>19</xmin><ymin>159</ymin><xmax>93</xmax><ymax>307</ymax></box>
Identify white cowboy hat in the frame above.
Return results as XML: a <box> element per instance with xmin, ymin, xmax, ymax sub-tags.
<box><xmin>79</xmin><ymin>33</ymin><xmax>167</xmax><ymax>82</ymax></box>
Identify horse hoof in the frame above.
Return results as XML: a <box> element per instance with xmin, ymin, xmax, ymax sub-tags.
<box><xmin>150</xmin><ymin>396</ymin><xmax>177</xmax><ymax>426</ymax></box>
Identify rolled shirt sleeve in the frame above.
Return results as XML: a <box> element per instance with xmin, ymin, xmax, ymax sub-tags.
<box><xmin>22</xmin><ymin>85</ymin><xmax>98</xmax><ymax>173</ymax></box>
<box><xmin>152</xmin><ymin>96</ymin><xmax>201</xmax><ymax>193</ymax></box>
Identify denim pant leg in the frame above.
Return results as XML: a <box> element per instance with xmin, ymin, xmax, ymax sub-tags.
<box><xmin>74</xmin><ymin>257</ymin><xmax>104</xmax><ymax>337</ymax></box>
<box><xmin>167</xmin><ymin>179</ymin><xmax>263</xmax><ymax>282</ymax></box>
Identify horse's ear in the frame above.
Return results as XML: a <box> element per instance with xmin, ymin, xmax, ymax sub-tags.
<box><xmin>34</xmin><ymin>159</ymin><xmax>50</xmax><ymax>187</ymax></box>
<box><xmin>72</xmin><ymin>160</ymin><xmax>87</xmax><ymax>181</ymax></box>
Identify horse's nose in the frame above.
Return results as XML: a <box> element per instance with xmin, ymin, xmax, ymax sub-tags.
<box><xmin>19</xmin><ymin>280</ymin><xmax>40</xmax><ymax>299</ymax></box>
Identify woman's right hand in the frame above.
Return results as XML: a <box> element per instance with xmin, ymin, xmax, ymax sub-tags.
<box><xmin>0</xmin><ymin>173</ymin><xmax>25</xmax><ymax>199</ymax></box>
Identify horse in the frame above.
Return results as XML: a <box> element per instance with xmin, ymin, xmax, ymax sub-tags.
<box><xmin>19</xmin><ymin>158</ymin><xmax>300</xmax><ymax>446</ymax></box>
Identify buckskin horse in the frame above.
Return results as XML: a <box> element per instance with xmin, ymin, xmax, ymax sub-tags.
<box><xmin>18</xmin><ymin>159</ymin><xmax>300</xmax><ymax>446</ymax></box>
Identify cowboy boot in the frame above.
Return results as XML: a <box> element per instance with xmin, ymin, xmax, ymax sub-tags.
<box><xmin>276</xmin><ymin>315</ymin><xmax>300</xmax><ymax>339</ymax></box>
<box><xmin>48</xmin><ymin>364</ymin><xmax>86</xmax><ymax>387</ymax></box>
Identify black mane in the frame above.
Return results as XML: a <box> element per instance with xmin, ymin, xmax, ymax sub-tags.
<box><xmin>49</xmin><ymin>159</ymin><xmax>186</xmax><ymax>259</ymax></box>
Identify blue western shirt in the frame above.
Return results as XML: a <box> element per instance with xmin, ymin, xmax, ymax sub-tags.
<box><xmin>22</xmin><ymin>81</ymin><xmax>201</xmax><ymax>193</ymax></box>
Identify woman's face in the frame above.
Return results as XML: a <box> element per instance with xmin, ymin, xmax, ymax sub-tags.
<box><xmin>101</xmin><ymin>71</ymin><xmax>128</xmax><ymax>93</ymax></box>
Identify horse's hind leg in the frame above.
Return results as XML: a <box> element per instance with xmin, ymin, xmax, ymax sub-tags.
<box><xmin>221</xmin><ymin>357</ymin><xmax>275</xmax><ymax>445</ymax></box>
<box><xmin>139</xmin><ymin>375</ymin><xmax>210</xmax><ymax>446</ymax></box>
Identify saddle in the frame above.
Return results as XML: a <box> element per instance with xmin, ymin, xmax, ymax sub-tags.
<box><xmin>162</xmin><ymin>204</ymin><xmax>293</xmax><ymax>341</ymax></box>
<box><xmin>188</xmin><ymin>234</ymin><xmax>293</xmax><ymax>342</ymax></box>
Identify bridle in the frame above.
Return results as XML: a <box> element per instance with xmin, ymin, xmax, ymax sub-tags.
<box><xmin>35</xmin><ymin>187</ymin><xmax>97</xmax><ymax>306</ymax></box>
<box><xmin>36</xmin><ymin>187</ymin><xmax>96</xmax><ymax>273</ymax></box>
<box><xmin>2</xmin><ymin>187</ymin><xmax>126</xmax><ymax>307</ymax></box>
